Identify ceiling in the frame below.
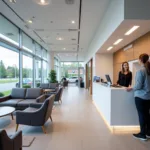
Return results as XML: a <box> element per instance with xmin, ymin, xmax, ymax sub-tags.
<box><xmin>98</xmin><ymin>20</ymin><xmax>150</xmax><ymax>54</ymax></box>
<box><xmin>1</xmin><ymin>0</ymin><xmax>110</xmax><ymax>61</ymax></box>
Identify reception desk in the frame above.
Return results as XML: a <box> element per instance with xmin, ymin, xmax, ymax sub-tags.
<box><xmin>93</xmin><ymin>82</ymin><xmax>139</xmax><ymax>133</ymax></box>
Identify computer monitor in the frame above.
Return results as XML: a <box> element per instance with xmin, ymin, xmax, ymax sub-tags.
<box><xmin>93</xmin><ymin>76</ymin><xmax>97</xmax><ymax>82</ymax></box>
<box><xmin>96</xmin><ymin>76</ymin><xmax>100</xmax><ymax>82</ymax></box>
<box><xmin>93</xmin><ymin>76</ymin><xmax>100</xmax><ymax>82</ymax></box>
<box><xmin>105</xmin><ymin>74</ymin><xmax>112</xmax><ymax>85</ymax></box>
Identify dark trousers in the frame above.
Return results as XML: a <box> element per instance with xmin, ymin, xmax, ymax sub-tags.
<box><xmin>135</xmin><ymin>97</ymin><xmax>150</xmax><ymax>135</ymax></box>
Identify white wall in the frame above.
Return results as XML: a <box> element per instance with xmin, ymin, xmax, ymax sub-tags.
<box><xmin>85</xmin><ymin>0</ymin><xmax>124</xmax><ymax>63</ymax></box>
<box><xmin>94</xmin><ymin>53</ymin><xmax>113</xmax><ymax>82</ymax></box>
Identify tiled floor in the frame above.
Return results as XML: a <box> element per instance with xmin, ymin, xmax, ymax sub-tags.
<box><xmin>1</xmin><ymin>85</ymin><xmax>150</xmax><ymax>150</ymax></box>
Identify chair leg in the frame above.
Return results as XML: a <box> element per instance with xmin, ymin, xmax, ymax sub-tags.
<box><xmin>11</xmin><ymin>113</ymin><xmax>14</xmax><ymax>120</ymax></box>
<box><xmin>50</xmin><ymin>116</ymin><xmax>53</xmax><ymax>122</ymax></box>
<box><xmin>42</xmin><ymin>126</ymin><xmax>46</xmax><ymax>134</ymax></box>
<box><xmin>16</xmin><ymin>124</ymin><xmax>19</xmax><ymax>132</ymax></box>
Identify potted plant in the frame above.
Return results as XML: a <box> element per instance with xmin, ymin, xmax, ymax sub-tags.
<box><xmin>48</xmin><ymin>70</ymin><xmax>57</xmax><ymax>83</ymax></box>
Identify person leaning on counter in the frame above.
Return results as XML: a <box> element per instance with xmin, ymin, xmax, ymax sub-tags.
<box><xmin>117</xmin><ymin>61</ymin><xmax>132</xmax><ymax>87</ymax></box>
<box><xmin>127</xmin><ymin>53</ymin><xmax>150</xmax><ymax>141</ymax></box>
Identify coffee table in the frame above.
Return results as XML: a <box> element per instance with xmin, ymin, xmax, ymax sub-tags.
<box><xmin>0</xmin><ymin>106</ymin><xmax>15</xmax><ymax>120</ymax></box>
<box><xmin>44</xmin><ymin>89</ymin><xmax>54</xmax><ymax>94</ymax></box>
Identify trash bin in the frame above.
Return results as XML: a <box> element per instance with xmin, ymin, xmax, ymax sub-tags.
<box><xmin>80</xmin><ymin>82</ymin><xmax>84</xmax><ymax>88</ymax></box>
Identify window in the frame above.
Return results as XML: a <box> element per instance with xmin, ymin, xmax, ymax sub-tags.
<box><xmin>0</xmin><ymin>14</ymin><xmax>49</xmax><ymax>90</ymax></box>
<box><xmin>0</xmin><ymin>45</ymin><xmax>19</xmax><ymax>96</ymax></box>
<box><xmin>35</xmin><ymin>43</ymin><xmax>42</xmax><ymax>57</ymax></box>
<box><xmin>22</xmin><ymin>54</ymin><xmax>33</xmax><ymax>88</ymax></box>
<box><xmin>43</xmin><ymin>61</ymin><xmax>48</xmax><ymax>83</ymax></box>
<box><xmin>22</xmin><ymin>33</ymin><xmax>34</xmax><ymax>53</ymax></box>
<box><xmin>54</xmin><ymin>58</ymin><xmax>60</xmax><ymax>81</ymax></box>
<box><xmin>0</xmin><ymin>15</ymin><xmax>19</xmax><ymax>46</ymax></box>
<box><xmin>35</xmin><ymin>58</ymin><xmax>41</xmax><ymax>87</ymax></box>
<box><xmin>43</xmin><ymin>49</ymin><xmax>47</xmax><ymax>60</ymax></box>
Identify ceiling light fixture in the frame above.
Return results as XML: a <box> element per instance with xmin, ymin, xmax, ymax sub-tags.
<box><xmin>71</xmin><ymin>20</ymin><xmax>75</xmax><ymax>24</ymax></box>
<box><xmin>56</xmin><ymin>37</ymin><xmax>64</xmax><ymax>41</ymax></box>
<box><xmin>125</xmin><ymin>26</ymin><xmax>140</xmax><ymax>35</ymax></box>
<box><xmin>33</xmin><ymin>0</ymin><xmax>51</xmax><ymax>6</ymax></box>
<box><xmin>107</xmin><ymin>46</ymin><xmax>113</xmax><ymax>51</ymax></box>
<box><xmin>63</xmin><ymin>48</ymin><xmax>66</xmax><ymax>50</ymax></box>
<box><xmin>28</xmin><ymin>20</ymin><xmax>33</xmax><ymax>24</ymax></box>
<box><xmin>113</xmin><ymin>39</ymin><xmax>123</xmax><ymax>45</ymax></box>
<box><xmin>9</xmin><ymin>0</ymin><xmax>16</xmax><ymax>3</ymax></box>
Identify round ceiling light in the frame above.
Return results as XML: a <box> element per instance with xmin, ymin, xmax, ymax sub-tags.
<box><xmin>56</xmin><ymin>37</ymin><xmax>64</xmax><ymax>41</ymax></box>
<box><xmin>33</xmin><ymin>0</ymin><xmax>51</xmax><ymax>6</ymax></box>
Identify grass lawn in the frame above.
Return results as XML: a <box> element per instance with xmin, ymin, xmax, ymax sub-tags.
<box><xmin>0</xmin><ymin>79</ymin><xmax>18</xmax><ymax>84</ymax></box>
<box><xmin>2</xmin><ymin>90</ymin><xmax>11</xmax><ymax>96</ymax></box>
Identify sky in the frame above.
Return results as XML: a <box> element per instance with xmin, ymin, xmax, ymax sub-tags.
<box><xmin>0</xmin><ymin>46</ymin><xmax>32</xmax><ymax>68</ymax></box>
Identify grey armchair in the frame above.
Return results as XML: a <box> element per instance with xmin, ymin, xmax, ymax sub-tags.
<box><xmin>16</xmin><ymin>94</ymin><xmax>55</xmax><ymax>134</ymax></box>
<box><xmin>0</xmin><ymin>130</ymin><xmax>22</xmax><ymax>150</ymax></box>
<box><xmin>47</xmin><ymin>87</ymin><xmax>63</xmax><ymax>103</ymax></box>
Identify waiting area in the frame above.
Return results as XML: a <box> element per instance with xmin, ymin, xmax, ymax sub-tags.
<box><xmin>1</xmin><ymin>0</ymin><xmax>150</xmax><ymax>149</ymax></box>
<box><xmin>0</xmin><ymin>86</ymin><xmax>150</xmax><ymax>150</ymax></box>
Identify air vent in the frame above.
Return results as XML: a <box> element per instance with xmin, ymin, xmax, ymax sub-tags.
<box><xmin>123</xmin><ymin>44</ymin><xmax>133</xmax><ymax>51</ymax></box>
<box><xmin>35</xmin><ymin>29</ymin><xmax>45</xmax><ymax>32</ymax></box>
<box><xmin>5</xmin><ymin>33</ymin><xmax>14</xmax><ymax>36</ymax></box>
<box><xmin>65</xmin><ymin>0</ymin><xmax>74</xmax><ymax>4</ymax></box>
<box><xmin>68</xmin><ymin>29</ymin><xmax>79</xmax><ymax>32</ymax></box>
<box><xmin>71</xmin><ymin>38</ymin><xmax>76</xmax><ymax>41</ymax></box>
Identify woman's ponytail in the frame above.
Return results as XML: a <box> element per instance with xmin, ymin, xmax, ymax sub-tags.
<box><xmin>139</xmin><ymin>53</ymin><xmax>150</xmax><ymax>75</ymax></box>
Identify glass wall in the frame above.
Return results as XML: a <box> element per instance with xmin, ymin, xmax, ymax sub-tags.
<box><xmin>35</xmin><ymin>58</ymin><xmax>42</xmax><ymax>87</ymax></box>
<box><xmin>61</xmin><ymin>62</ymin><xmax>84</xmax><ymax>79</ymax></box>
<box><xmin>43</xmin><ymin>61</ymin><xmax>48</xmax><ymax>83</ymax></box>
<box><xmin>0</xmin><ymin>45</ymin><xmax>19</xmax><ymax>96</ymax></box>
<box><xmin>0</xmin><ymin>15</ymin><xmax>19</xmax><ymax>46</ymax></box>
<box><xmin>54</xmin><ymin>57</ymin><xmax>60</xmax><ymax>81</ymax></box>
<box><xmin>35</xmin><ymin>43</ymin><xmax>42</xmax><ymax>57</ymax></box>
<box><xmin>22</xmin><ymin>33</ymin><xmax>34</xmax><ymax>53</ymax></box>
<box><xmin>22</xmin><ymin>54</ymin><xmax>33</xmax><ymax>88</ymax></box>
<box><xmin>0</xmin><ymin>14</ymin><xmax>49</xmax><ymax>97</ymax></box>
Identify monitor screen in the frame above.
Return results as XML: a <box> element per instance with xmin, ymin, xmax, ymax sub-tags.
<box><xmin>105</xmin><ymin>74</ymin><xmax>112</xmax><ymax>84</ymax></box>
<box><xmin>96</xmin><ymin>76</ymin><xmax>100</xmax><ymax>82</ymax></box>
<box><xmin>93</xmin><ymin>76</ymin><xmax>97</xmax><ymax>82</ymax></box>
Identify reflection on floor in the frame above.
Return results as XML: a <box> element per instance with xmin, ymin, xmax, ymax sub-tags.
<box><xmin>0</xmin><ymin>85</ymin><xmax>150</xmax><ymax>150</ymax></box>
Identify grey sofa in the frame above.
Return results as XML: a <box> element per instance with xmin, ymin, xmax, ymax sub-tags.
<box><xmin>0</xmin><ymin>88</ymin><xmax>44</xmax><ymax>110</ymax></box>
<box><xmin>40</xmin><ymin>83</ymin><xmax>59</xmax><ymax>92</ymax></box>
<box><xmin>0</xmin><ymin>130</ymin><xmax>22</xmax><ymax>150</ymax></box>
<box><xmin>16</xmin><ymin>94</ymin><xmax>55</xmax><ymax>134</ymax></box>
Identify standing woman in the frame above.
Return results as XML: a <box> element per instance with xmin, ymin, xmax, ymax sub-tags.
<box><xmin>117</xmin><ymin>62</ymin><xmax>132</xmax><ymax>87</ymax></box>
<box><xmin>127</xmin><ymin>53</ymin><xmax>150</xmax><ymax>141</ymax></box>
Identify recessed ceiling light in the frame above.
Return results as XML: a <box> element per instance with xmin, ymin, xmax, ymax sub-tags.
<box><xmin>34</xmin><ymin>0</ymin><xmax>51</xmax><ymax>5</ymax></box>
<box><xmin>113</xmin><ymin>39</ymin><xmax>123</xmax><ymax>45</ymax></box>
<box><xmin>63</xmin><ymin>48</ymin><xmax>66</xmax><ymax>50</ymax></box>
<box><xmin>125</xmin><ymin>26</ymin><xmax>140</xmax><ymax>35</ymax></box>
<box><xmin>9</xmin><ymin>0</ymin><xmax>16</xmax><ymax>3</ymax></box>
<box><xmin>107</xmin><ymin>46</ymin><xmax>113</xmax><ymax>51</ymax></box>
<box><xmin>71</xmin><ymin>20</ymin><xmax>75</xmax><ymax>24</ymax></box>
<box><xmin>56</xmin><ymin>37</ymin><xmax>64</xmax><ymax>41</ymax></box>
<box><xmin>28</xmin><ymin>20</ymin><xmax>33</xmax><ymax>24</ymax></box>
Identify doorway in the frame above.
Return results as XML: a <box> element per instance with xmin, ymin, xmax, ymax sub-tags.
<box><xmin>86</xmin><ymin>59</ymin><xmax>93</xmax><ymax>95</ymax></box>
